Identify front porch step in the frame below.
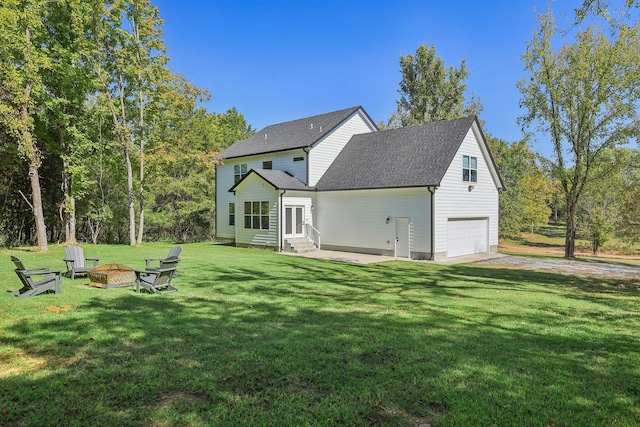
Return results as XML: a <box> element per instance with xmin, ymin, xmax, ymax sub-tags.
<box><xmin>284</xmin><ymin>237</ymin><xmax>317</xmax><ymax>254</ymax></box>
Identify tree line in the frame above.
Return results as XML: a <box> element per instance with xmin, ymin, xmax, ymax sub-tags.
<box><xmin>0</xmin><ymin>0</ymin><xmax>253</xmax><ymax>251</ymax></box>
<box><xmin>1</xmin><ymin>1</ymin><xmax>638</xmax><ymax>258</ymax></box>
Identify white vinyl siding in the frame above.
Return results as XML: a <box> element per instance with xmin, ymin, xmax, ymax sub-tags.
<box><xmin>434</xmin><ymin>124</ymin><xmax>499</xmax><ymax>259</ymax></box>
<box><xmin>307</xmin><ymin>111</ymin><xmax>376</xmax><ymax>187</ymax></box>
<box><xmin>215</xmin><ymin>149</ymin><xmax>306</xmax><ymax>239</ymax></box>
<box><xmin>232</xmin><ymin>174</ymin><xmax>279</xmax><ymax>247</ymax></box>
<box><xmin>315</xmin><ymin>188</ymin><xmax>430</xmax><ymax>256</ymax></box>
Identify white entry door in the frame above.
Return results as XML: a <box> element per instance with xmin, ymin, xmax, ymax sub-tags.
<box><xmin>285</xmin><ymin>206</ymin><xmax>305</xmax><ymax>238</ymax></box>
<box><xmin>396</xmin><ymin>218</ymin><xmax>410</xmax><ymax>258</ymax></box>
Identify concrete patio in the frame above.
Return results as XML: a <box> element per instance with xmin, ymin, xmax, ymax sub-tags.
<box><xmin>280</xmin><ymin>249</ymin><xmax>506</xmax><ymax>265</ymax></box>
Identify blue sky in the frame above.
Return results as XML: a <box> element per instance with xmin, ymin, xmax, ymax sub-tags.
<box><xmin>151</xmin><ymin>0</ymin><xmax>585</xmax><ymax>155</ymax></box>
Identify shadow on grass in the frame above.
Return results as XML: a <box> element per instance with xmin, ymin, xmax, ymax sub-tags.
<box><xmin>1</xmin><ymin>251</ymin><xmax>639</xmax><ymax>426</ymax></box>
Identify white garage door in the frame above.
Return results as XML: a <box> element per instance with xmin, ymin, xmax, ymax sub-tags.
<box><xmin>447</xmin><ymin>218</ymin><xmax>488</xmax><ymax>258</ymax></box>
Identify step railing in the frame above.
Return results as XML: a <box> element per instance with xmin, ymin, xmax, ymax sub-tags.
<box><xmin>304</xmin><ymin>223</ymin><xmax>321</xmax><ymax>250</ymax></box>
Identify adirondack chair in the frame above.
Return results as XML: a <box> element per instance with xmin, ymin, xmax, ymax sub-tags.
<box><xmin>145</xmin><ymin>246</ymin><xmax>181</xmax><ymax>269</ymax></box>
<box><xmin>135</xmin><ymin>256</ymin><xmax>180</xmax><ymax>295</ymax></box>
<box><xmin>10</xmin><ymin>256</ymin><xmax>62</xmax><ymax>297</ymax></box>
<box><xmin>145</xmin><ymin>246</ymin><xmax>181</xmax><ymax>275</ymax></box>
<box><xmin>64</xmin><ymin>245</ymin><xmax>99</xmax><ymax>279</ymax></box>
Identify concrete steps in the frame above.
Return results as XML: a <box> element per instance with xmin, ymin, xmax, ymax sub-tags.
<box><xmin>284</xmin><ymin>237</ymin><xmax>317</xmax><ymax>253</ymax></box>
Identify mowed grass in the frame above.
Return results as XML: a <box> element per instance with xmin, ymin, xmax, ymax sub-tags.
<box><xmin>1</xmin><ymin>243</ymin><xmax>639</xmax><ymax>426</ymax></box>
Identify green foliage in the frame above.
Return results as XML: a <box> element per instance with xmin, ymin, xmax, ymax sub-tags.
<box><xmin>488</xmin><ymin>137</ymin><xmax>551</xmax><ymax>238</ymax></box>
<box><xmin>613</xmin><ymin>150</ymin><xmax>640</xmax><ymax>244</ymax></box>
<box><xmin>518</xmin><ymin>7</ymin><xmax>640</xmax><ymax>257</ymax></box>
<box><xmin>392</xmin><ymin>44</ymin><xmax>482</xmax><ymax>128</ymax></box>
<box><xmin>144</xmin><ymin>83</ymin><xmax>254</xmax><ymax>241</ymax></box>
<box><xmin>0</xmin><ymin>1</ymin><xmax>255</xmax><ymax>245</ymax></box>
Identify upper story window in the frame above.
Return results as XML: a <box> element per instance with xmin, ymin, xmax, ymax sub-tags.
<box><xmin>262</xmin><ymin>161</ymin><xmax>272</xmax><ymax>170</ymax></box>
<box><xmin>234</xmin><ymin>164</ymin><xmax>248</xmax><ymax>184</ymax></box>
<box><xmin>463</xmin><ymin>155</ymin><xmax>477</xmax><ymax>183</ymax></box>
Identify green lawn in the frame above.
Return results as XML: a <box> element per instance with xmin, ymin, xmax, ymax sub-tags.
<box><xmin>1</xmin><ymin>243</ymin><xmax>639</xmax><ymax>426</ymax></box>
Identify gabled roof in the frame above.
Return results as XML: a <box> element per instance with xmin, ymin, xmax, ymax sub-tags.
<box><xmin>316</xmin><ymin>116</ymin><xmax>480</xmax><ymax>191</ymax></box>
<box><xmin>218</xmin><ymin>106</ymin><xmax>372</xmax><ymax>160</ymax></box>
<box><xmin>229</xmin><ymin>169</ymin><xmax>313</xmax><ymax>192</ymax></box>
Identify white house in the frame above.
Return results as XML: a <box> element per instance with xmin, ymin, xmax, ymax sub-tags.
<box><xmin>215</xmin><ymin>106</ymin><xmax>504</xmax><ymax>260</ymax></box>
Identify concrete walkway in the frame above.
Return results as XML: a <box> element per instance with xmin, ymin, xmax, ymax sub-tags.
<box><xmin>280</xmin><ymin>249</ymin><xmax>506</xmax><ymax>265</ymax></box>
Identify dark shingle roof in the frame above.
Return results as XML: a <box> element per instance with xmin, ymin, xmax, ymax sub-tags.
<box><xmin>316</xmin><ymin>116</ymin><xmax>477</xmax><ymax>191</ymax></box>
<box><xmin>229</xmin><ymin>169</ymin><xmax>313</xmax><ymax>192</ymax></box>
<box><xmin>218</xmin><ymin>106</ymin><xmax>365</xmax><ymax>160</ymax></box>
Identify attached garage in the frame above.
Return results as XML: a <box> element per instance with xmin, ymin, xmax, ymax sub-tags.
<box><xmin>447</xmin><ymin>218</ymin><xmax>488</xmax><ymax>258</ymax></box>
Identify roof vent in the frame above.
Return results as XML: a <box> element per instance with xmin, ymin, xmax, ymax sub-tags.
<box><xmin>319</xmin><ymin>125</ymin><xmax>322</xmax><ymax>132</ymax></box>
<box><xmin>264</xmin><ymin>133</ymin><xmax>267</xmax><ymax>139</ymax></box>
<box><xmin>309</xmin><ymin>123</ymin><xmax>313</xmax><ymax>129</ymax></box>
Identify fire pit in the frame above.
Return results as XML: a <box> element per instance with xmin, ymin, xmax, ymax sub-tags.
<box><xmin>88</xmin><ymin>264</ymin><xmax>136</xmax><ymax>289</ymax></box>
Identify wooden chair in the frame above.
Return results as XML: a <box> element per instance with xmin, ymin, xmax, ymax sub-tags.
<box><xmin>11</xmin><ymin>256</ymin><xmax>62</xmax><ymax>297</ymax></box>
<box><xmin>64</xmin><ymin>245</ymin><xmax>99</xmax><ymax>279</ymax></box>
<box><xmin>135</xmin><ymin>256</ymin><xmax>180</xmax><ymax>295</ymax></box>
<box><xmin>145</xmin><ymin>246</ymin><xmax>181</xmax><ymax>276</ymax></box>
<box><xmin>145</xmin><ymin>246</ymin><xmax>181</xmax><ymax>269</ymax></box>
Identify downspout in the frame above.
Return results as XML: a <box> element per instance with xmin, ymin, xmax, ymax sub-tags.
<box><xmin>427</xmin><ymin>186</ymin><xmax>437</xmax><ymax>260</ymax></box>
<box><xmin>279</xmin><ymin>190</ymin><xmax>286</xmax><ymax>251</ymax></box>
<box><xmin>214</xmin><ymin>163</ymin><xmax>218</xmax><ymax>240</ymax></box>
<box><xmin>303</xmin><ymin>147</ymin><xmax>310</xmax><ymax>185</ymax></box>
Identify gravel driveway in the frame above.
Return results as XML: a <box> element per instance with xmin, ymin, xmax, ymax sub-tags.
<box><xmin>478</xmin><ymin>255</ymin><xmax>640</xmax><ymax>280</ymax></box>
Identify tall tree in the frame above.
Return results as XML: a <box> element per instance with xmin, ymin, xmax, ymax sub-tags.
<box><xmin>86</xmin><ymin>0</ymin><xmax>167</xmax><ymax>246</ymax></box>
<box><xmin>127</xmin><ymin>0</ymin><xmax>168</xmax><ymax>244</ymax></box>
<box><xmin>488</xmin><ymin>137</ymin><xmax>551</xmax><ymax>238</ymax></box>
<box><xmin>144</xmin><ymin>73</ymin><xmax>253</xmax><ymax>241</ymax></box>
<box><xmin>518</xmin><ymin>9</ymin><xmax>640</xmax><ymax>258</ymax></box>
<box><xmin>41</xmin><ymin>0</ymin><xmax>96</xmax><ymax>244</ymax></box>
<box><xmin>0</xmin><ymin>0</ymin><xmax>50</xmax><ymax>252</ymax></box>
<box><xmin>392</xmin><ymin>44</ymin><xmax>482</xmax><ymax>127</ymax></box>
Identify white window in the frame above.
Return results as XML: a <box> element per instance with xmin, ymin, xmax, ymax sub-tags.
<box><xmin>463</xmin><ymin>155</ymin><xmax>477</xmax><ymax>183</ymax></box>
<box><xmin>228</xmin><ymin>203</ymin><xmax>235</xmax><ymax>226</ymax></box>
<box><xmin>234</xmin><ymin>164</ymin><xmax>248</xmax><ymax>184</ymax></box>
<box><xmin>244</xmin><ymin>201</ymin><xmax>270</xmax><ymax>230</ymax></box>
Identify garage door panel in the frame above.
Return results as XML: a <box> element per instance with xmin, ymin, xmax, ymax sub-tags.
<box><xmin>447</xmin><ymin>219</ymin><xmax>487</xmax><ymax>258</ymax></box>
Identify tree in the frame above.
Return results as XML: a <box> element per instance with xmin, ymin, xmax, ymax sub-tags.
<box><xmin>144</xmin><ymin>73</ymin><xmax>253</xmax><ymax>241</ymax></box>
<box><xmin>575</xmin><ymin>0</ymin><xmax>639</xmax><ymax>23</ymax></box>
<box><xmin>518</xmin><ymin>9</ymin><xmax>640</xmax><ymax>258</ymax></box>
<box><xmin>392</xmin><ymin>44</ymin><xmax>482</xmax><ymax>128</ymax></box>
<box><xmin>488</xmin><ymin>137</ymin><xmax>551</xmax><ymax>238</ymax></box>
<box><xmin>85</xmin><ymin>0</ymin><xmax>168</xmax><ymax>246</ymax></box>
<box><xmin>0</xmin><ymin>0</ymin><xmax>51</xmax><ymax>252</ymax></box>
<box><xmin>40</xmin><ymin>0</ymin><xmax>96</xmax><ymax>244</ymax></box>
<box><xmin>576</xmin><ymin>149</ymin><xmax>631</xmax><ymax>254</ymax></box>
<box><xmin>612</xmin><ymin>149</ymin><xmax>640</xmax><ymax>245</ymax></box>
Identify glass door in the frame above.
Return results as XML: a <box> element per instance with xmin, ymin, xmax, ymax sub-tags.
<box><xmin>285</xmin><ymin>206</ymin><xmax>305</xmax><ymax>238</ymax></box>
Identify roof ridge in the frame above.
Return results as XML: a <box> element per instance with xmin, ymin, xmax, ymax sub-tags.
<box><xmin>260</xmin><ymin>106</ymin><xmax>361</xmax><ymax>131</ymax></box>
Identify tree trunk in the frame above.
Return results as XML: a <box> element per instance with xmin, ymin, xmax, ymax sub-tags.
<box><xmin>60</xmin><ymin>128</ymin><xmax>76</xmax><ymax>244</ymax></box>
<box><xmin>29</xmin><ymin>166</ymin><xmax>48</xmax><ymax>252</ymax></box>
<box><xmin>565</xmin><ymin>202</ymin><xmax>577</xmax><ymax>258</ymax></box>
<box><xmin>125</xmin><ymin>145</ymin><xmax>136</xmax><ymax>246</ymax></box>
<box><xmin>21</xmin><ymin>25</ymin><xmax>48</xmax><ymax>252</ymax></box>
<box><xmin>136</xmin><ymin>90</ymin><xmax>145</xmax><ymax>245</ymax></box>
